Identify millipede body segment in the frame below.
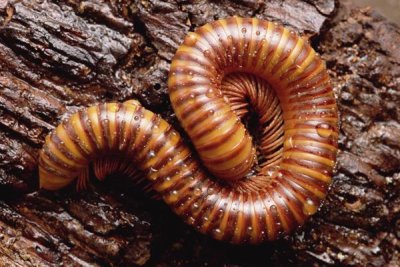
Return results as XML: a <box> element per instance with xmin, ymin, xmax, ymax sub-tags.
<box><xmin>39</xmin><ymin>17</ymin><xmax>338</xmax><ymax>244</ymax></box>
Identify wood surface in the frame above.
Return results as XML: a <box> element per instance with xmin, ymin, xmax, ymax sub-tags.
<box><xmin>0</xmin><ymin>0</ymin><xmax>398</xmax><ymax>266</ymax></box>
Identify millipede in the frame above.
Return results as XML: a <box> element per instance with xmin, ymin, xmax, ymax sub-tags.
<box><xmin>38</xmin><ymin>17</ymin><xmax>338</xmax><ymax>244</ymax></box>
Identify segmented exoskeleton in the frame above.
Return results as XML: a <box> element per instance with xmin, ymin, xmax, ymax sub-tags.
<box><xmin>39</xmin><ymin>17</ymin><xmax>338</xmax><ymax>244</ymax></box>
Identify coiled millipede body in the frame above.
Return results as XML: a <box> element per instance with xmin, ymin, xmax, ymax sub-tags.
<box><xmin>39</xmin><ymin>17</ymin><xmax>338</xmax><ymax>244</ymax></box>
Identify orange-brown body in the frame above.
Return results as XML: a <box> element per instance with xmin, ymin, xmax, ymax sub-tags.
<box><xmin>39</xmin><ymin>17</ymin><xmax>338</xmax><ymax>244</ymax></box>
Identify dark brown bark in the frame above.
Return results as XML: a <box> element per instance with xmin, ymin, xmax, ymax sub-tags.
<box><xmin>0</xmin><ymin>0</ymin><xmax>398</xmax><ymax>266</ymax></box>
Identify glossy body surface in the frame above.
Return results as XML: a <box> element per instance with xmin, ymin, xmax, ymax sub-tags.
<box><xmin>39</xmin><ymin>17</ymin><xmax>338</xmax><ymax>244</ymax></box>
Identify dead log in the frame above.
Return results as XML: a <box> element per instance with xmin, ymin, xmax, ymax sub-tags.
<box><xmin>0</xmin><ymin>0</ymin><xmax>398</xmax><ymax>266</ymax></box>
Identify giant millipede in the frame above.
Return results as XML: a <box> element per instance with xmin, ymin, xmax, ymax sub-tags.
<box><xmin>38</xmin><ymin>17</ymin><xmax>338</xmax><ymax>244</ymax></box>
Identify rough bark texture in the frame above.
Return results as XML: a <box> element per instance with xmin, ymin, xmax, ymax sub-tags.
<box><xmin>0</xmin><ymin>0</ymin><xmax>399</xmax><ymax>266</ymax></box>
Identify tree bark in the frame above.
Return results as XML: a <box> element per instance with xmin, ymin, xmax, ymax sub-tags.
<box><xmin>0</xmin><ymin>0</ymin><xmax>398</xmax><ymax>266</ymax></box>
